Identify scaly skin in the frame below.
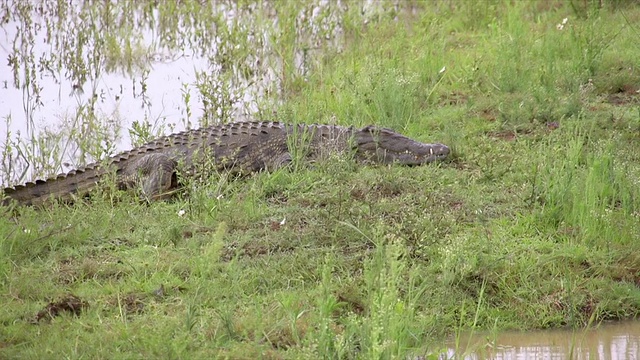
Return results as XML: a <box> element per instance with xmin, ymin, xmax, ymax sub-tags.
<box><xmin>1</xmin><ymin>121</ymin><xmax>450</xmax><ymax>206</ymax></box>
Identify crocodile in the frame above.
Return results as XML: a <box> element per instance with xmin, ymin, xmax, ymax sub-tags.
<box><xmin>1</xmin><ymin>121</ymin><xmax>450</xmax><ymax>206</ymax></box>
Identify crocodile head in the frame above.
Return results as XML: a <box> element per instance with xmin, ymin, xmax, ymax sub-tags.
<box><xmin>354</xmin><ymin>125</ymin><xmax>450</xmax><ymax>165</ymax></box>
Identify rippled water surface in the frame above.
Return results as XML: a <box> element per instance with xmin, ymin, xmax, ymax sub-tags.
<box><xmin>446</xmin><ymin>321</ymin><xmax>640</xmax><ymax>360</ymax></box>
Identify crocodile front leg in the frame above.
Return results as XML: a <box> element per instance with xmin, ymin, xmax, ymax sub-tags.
<box><xmin>120</xmin><ymin>153</ymin><xmax>178</xmax><ymax>201</ymax></box>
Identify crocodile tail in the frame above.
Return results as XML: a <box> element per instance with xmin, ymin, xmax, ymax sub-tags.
<box><xmin>0</xmin><ymin>137</ymin><xmax>160</xmax><ymax>206</ymax></box>
<box><xmin>1</xmin><ymin>165</ymin><xmax>107</xmax><ymax>206</ymax></box>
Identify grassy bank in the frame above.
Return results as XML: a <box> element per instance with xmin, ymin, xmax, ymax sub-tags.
<box><xmin>2</xmin><ymin>1</ymin><xmax>640</xmax><ymax>358</ymax></box>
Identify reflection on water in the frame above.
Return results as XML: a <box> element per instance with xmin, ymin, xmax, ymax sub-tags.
<box><xmin>446</xmin><ymin>321</ymin><xmax>640</xmax><ymax>360</ymax></box>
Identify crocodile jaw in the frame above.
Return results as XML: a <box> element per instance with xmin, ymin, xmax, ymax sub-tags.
<box><xmin>375</xmin><ymin>142</ymin><xmax>450</xmax><ymax>164</ymax></box>
<box><xmin>355</xmin><ymin>126</ymin><xmax>450</xmax><ymax>165</ymax></box>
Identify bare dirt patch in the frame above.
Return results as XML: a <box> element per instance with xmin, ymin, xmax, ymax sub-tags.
<box><xmin>33</xmin><ymin>294</ymin><xmax>87</xmax><ymax>323</ymax></box>
<box><xmin>607</xmin><ymin>85</ymin><xmax>640</xmax><ymax>105</ymax></box>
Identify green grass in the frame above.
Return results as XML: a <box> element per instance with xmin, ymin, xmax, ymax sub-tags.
<box><xmin>2</xmin><ymin>0</ymin><xmax>640</xmax><ymax>358</ymax></box>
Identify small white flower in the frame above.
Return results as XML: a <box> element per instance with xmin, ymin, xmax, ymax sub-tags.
<box><xmin>177</xmin><ymin>209</ymin><xmax>186</xmax><ymax>217</ymax></box>
<box><xmin>557</xmin><ymin>17</ymin><xmax>568</xmax><ymax>30</ymax></box>
<box><xmin>23</xmin><ymin>228</ymin><xmax>31</xmax><ymax>234</ymax></box>
<box><xmin>216</xmin><ymin>194</ymin><xmax>224</xmax><ymax>200</ymax></box>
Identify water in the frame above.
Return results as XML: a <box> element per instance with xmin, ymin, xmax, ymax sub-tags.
<box><xmin>445</xmin><ymin>321</ymin><xmax>640</xmax><ymax>360</ymax></box>
<box><xmin>0</xmin><ymin>1</ymin><xmax>271</xmax><ymax>142</ymax></box>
